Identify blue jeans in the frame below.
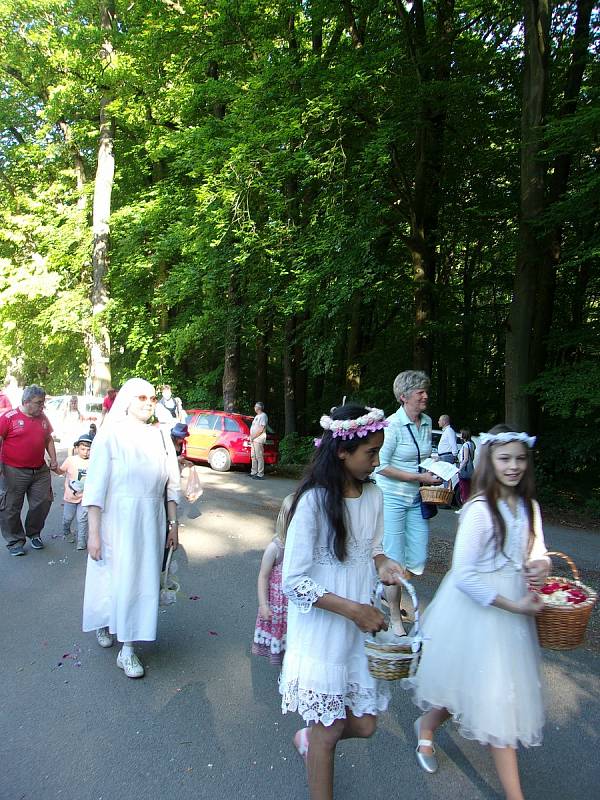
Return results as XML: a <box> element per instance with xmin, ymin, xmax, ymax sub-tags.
<box><xmin>382</xmin><ymin>493</ymin><xmax>429</xmax><ymax>575</ymax></box>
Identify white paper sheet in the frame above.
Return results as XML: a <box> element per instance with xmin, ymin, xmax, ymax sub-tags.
<box><xmin>419</xmin><ymin>457</ymin><xmax>459</xmax><ymax>481</ymax></box>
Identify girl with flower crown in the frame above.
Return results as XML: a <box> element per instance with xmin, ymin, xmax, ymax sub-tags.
<box><xmin>279</xmin><ymin>403</ymin><xmax>406</xmax><ymax>800</ymax></box>
<box><xmin>405</xmin><ymin>424</ymin><xmax>551</xmax><ymax>800</ymax></box>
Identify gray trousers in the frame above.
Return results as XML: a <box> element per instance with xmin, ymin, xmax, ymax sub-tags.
<box><xmin>63</xmin><ymin>501</ymin><xmax>88</xmax><ymax>543</ymax></box>
<box><xmin>0</xmin><ymin>464</ymin><xmax>53</xmax><ymax>548</ymax></box>
<box><xmin>250</xmin><ymin>439</ymin><xmax>265</xmax><ymax>477</ymax></box>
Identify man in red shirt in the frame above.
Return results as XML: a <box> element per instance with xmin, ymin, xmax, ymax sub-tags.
<box><xmin>0</xmin><ymin>390</ymin><xmax>11</xmax><ymax>417</ymax></box>
<box><xmin>100</xmin><ymin>387</ymin><xmax>117</xmax><ymax>425</ymax></box>
<box><xmin>0</xmin><ymin>385</ymin><xmax>58</xmax><ymax>556</ymax></box>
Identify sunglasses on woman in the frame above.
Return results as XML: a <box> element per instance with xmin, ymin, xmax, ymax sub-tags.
<box><xmin>136</xmin><ymin>395</ymin><xmax>158</xmax><ymax>403</ymax></box>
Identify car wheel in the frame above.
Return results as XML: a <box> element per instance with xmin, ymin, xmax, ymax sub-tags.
<box><xmin>208</xmin><ymin>447</ymin><xmax>231</xmax><ymax>472</ymax></box>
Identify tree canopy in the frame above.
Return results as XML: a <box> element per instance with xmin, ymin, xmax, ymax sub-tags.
<box><xmin>0</xmin><ymin>0</ymin><xmax>598</xmax><ymax>510</ymax></box>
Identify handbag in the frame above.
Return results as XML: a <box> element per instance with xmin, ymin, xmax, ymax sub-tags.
<box><xmin>406</xmin><ymin>425</ymin><xmax>438</xmax><ymax>520</ymax></box>
<box><xmin>458</xmin><ymin>442</ymin><xmax>475</xmax><ymax>480</ymax></box>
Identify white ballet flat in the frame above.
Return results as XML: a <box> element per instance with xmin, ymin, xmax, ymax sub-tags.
<box><xmin>414</xmin><ymin>717</ymin><xmax>438</xmax><ymax>774</ymax></box>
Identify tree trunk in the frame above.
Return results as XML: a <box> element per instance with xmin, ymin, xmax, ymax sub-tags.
<box><xmin>255</xmin><ymin>317</ymin><xmax>271</xmax><ymax>404</ymax></box>
<box><xmin>294</xmin><ymin>311</ymin><xmax>308</xmax><ymax>434</ymax></box>
<box><xmin>222</xmin><ymin>338</ymin><xmax>240</xmax><ymax>413</ymax></box>
<box><xmin>396</xmin><ymin>0</ymin><xmax>455</xmax><ymax>376</ymax></box>
<box><xmin>531</xmin><ymin>0</ymin><xmax>593</xmax><ymax>380</ymax></box>
<box><xmin>505</xmin><ymin>0</ymin><xmax>550</xmax><ymax>430</ymax></box>
<box><xmin>222</xmin><ymin>273</ymin><xmax>240</xmax><ymax>412</ymax></box>
<box><xmin>345</xmin><ymin>301</ymin><xmax>362</xmax><ymax>395</ymax></box>
<box><xmin>89</xmin><ymin>0</ymin><xmax>116</xmax><ymax>395</ymax></box>
<box><xmin>283</xmin><ymin>316</ymin><xmax>296</xmax><ymax>435</ymax></box>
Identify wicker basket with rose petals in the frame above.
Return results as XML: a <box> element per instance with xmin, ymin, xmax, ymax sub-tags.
<box><xmin>535</xmin><ymin>551</ymin><xmax>597</xmax><ymax>650</ymax></box>
<box><xmin>419</xmin><ymin>486</ymin><xmax>454</xmax><ymax>506</ymax></box>
<box><xmin>365</xmin><ymin>579</ymin><xmax>422</xmax><ymax>681</ymax></box>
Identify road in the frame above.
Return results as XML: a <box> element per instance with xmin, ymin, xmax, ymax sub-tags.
<box><xmin>1</xmin><ymin>463</ymin><xmax>598</xmax><ymax>800</ymax></box>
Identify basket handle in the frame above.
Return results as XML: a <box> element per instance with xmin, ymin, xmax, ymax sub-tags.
<box><xmin>161</xmin><ymin>545</ymin><xmax>174</xmax><ymax>590</ymax></box>
<box><xmin>545</xmin><ymin>551</ymin><xmax>580</xmax><ymax>583</ymax></box>
<box><xmin>374</xmin><ymin>578</ymin><xmax>420</xmax><ymax>641</ymax></box>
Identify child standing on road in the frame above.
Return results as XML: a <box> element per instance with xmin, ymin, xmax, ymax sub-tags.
<box><xmin>279</xmin><ymin>404</ymin><xmax>406</xmax><ymax>800</ymax></box>
<box><xmin>405</xmin><ymin>424</ymin><xmax>550</xmax><ymax>800</ymax></box>
<box><xmin>252</xmin><ymin>493</ymin><xmax>293</xmax><ymax>665</ymax></box>
<box><xmin>58</xmin><ymin>434</ymin><xmax>92</xmax><ymax>549</ymax></box>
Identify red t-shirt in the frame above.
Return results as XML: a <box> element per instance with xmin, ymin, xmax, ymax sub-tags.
<box><xmin>0</xmin><ymin>408</ymin><xmax>53</xmax><ymax>468</ymax></box>
<box><xmin>0</xmin><ymin>392</ymin><xmax>11</xmax><ymax>416</ymax></box>
<box><xmin>102</xmin><ymin>394</ymin><xmax>115</xmax><ymax>411</ymax></box>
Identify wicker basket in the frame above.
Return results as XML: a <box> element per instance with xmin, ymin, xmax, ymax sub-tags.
<box><xmin>419</xmin><ymin>485</ymin><xmax>453</xmax><ymax>505</ymax></box>
<box><xmin>365</xmin><ymin>579</ymin><xmax>422</xmax><ymax>681</ymax></box>
<box><xmin>535</xmin><ymin>551</ymin><xmax>597</xmax><ymax>651</ymax></box>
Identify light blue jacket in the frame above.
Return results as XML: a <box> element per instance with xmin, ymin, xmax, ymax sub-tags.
<box><xmin>374</xmin><ymin>406</ymin><xmax>433</xmax><ymax>500</ymax></box>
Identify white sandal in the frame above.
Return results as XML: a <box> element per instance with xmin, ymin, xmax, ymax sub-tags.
<box><xmin>293</xmin><ymin>727</ymin><xmax>310</xmax><ymax>763</ymax></box>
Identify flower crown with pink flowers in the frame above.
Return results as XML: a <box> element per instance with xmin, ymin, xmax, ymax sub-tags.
<box><xmin>314</xmin><ymin>407</ymin><xmax>388</xmax><ymax>446</ymax></box>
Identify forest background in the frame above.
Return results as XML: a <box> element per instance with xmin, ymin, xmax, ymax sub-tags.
<box><xmin>0</xmin><ymin>0</ymin><xmax>598</xmax><ymax>513</ymax></box>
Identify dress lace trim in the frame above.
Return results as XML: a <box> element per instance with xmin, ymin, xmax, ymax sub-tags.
<box><xmin>285</xmin><ymin>577</ymin><xmax>328</xmax><ymax>613</ymax></box>
<box><xmin>312</xmin><ymin>538</ymin><xmax>373</xmax><ymax>567</ymax></box>
<box><xmin>280</xmin><ymin>679</ymin><xmax>389</xmax><ymax>726</ymax></box>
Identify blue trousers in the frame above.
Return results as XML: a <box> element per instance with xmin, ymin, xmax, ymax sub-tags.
<box><xmin>382</xmin><ymin>493</ymin><xmax>430</xmax><ymax>575</ymax></box>
<box><xmin>62</xmin><ymin>501</ymin><xmax>88</xmax><ymax>543</ymax></box>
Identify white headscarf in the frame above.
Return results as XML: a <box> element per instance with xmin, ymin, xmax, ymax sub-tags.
<box><xmin>103</xmin><ymin>378</ymin><xmax>156</xmax><ymax>429</ymax></box>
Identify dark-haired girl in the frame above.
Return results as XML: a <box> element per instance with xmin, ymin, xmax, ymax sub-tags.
<box><xmin>279</xmin><ymin>404</ymin><xmax>406</xmax><ymax>800</ymax></box>
<box><xmin>405</xmin><ymin>425</ymin><xmax>550</xmax><ymax>800</ymax></box>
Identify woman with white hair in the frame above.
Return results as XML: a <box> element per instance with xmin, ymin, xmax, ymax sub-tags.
<box><xmin>374</xmin><ymin>370</ymin><xmax>442</xmax><ymax>635</ymax></box>
<box><xmin>82</xmin><ymin>378</ymin><xmax>181</xmax><ymax>678</ymax></box>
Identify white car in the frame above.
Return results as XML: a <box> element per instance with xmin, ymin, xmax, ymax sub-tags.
<box><xmin>44</xmin><ymin>395</ymin><xmax>103</xmax><ymax>443</ymax></box>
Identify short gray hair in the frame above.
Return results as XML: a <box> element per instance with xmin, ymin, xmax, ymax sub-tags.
<box><xmin>22</xmin><ymin>385</ymin><xmax>46</xmax><ymax>403</ymax></box>
<box><xmin>393</xmin><ymin>371</ymin><xmax>430</xmax><ymax>403</ymax></box>
<box><xmin>254</xmin><ymin>401</ymin><xmax>264</xmax><ymax>411</ymax></box>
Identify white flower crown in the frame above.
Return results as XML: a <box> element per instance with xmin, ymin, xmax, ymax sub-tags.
<box><xmin>479</xmin><ymin>431</ymin><xmax>536</xmax><ymax>448</ymax></box>
<box><xmin>318</xmin><ymin>407</ymin><xmax>387</xmax><ymax>441</ymax></box>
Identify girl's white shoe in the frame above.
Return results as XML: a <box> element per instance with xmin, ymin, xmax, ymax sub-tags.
<box><xmin>117</xmin><ymin>649</ymin><xmax>145</xmax><ymax>678</ymax></box>
<box><xmin>414</xmin><ymin>717</ymin><xmax>438</xmax><ymax>773</ymax></box>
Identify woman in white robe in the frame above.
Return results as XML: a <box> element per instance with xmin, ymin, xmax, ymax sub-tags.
<box><xmin>82</xmin><ymin>378</ymin><xmax>180</xmax><ymax>678</ymax></box>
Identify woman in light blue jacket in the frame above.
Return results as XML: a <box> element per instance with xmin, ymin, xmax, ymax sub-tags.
<box><xmin>374</xmin><ymin>371</ymin><xmax>441</xmax><ymax>635</ymax></box>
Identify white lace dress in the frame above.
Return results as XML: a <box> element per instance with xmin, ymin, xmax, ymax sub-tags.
<box><xmin>279</xmin><ymin>483</ymin><xmax>390</xmax><ymax>726</ymax></box>
<box><xmin>404</xmin><ymin>497</ymin><xmax>549</xmax><ymax>748</ymax></box>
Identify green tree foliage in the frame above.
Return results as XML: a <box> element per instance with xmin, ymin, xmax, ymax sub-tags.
<box><xmin>0</xmin><ymin>0</ymin><xmax>597</xmax><ymax>505</ymax></box>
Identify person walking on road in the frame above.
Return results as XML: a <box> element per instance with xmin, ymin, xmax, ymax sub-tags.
<box><xmin>405</xmin><ymin>425</ymin><xmax>550</xmax><ymax>800</ymax></box>
<box><xmin>374</xmin><ymin>371</ymin><xmax>442</xmax><ymax>636</ymax></box>
<box><xmin>249</xmin><ymin>401</ymin><xmax>268</xmax><ymax>480</ymax></box>
<box><xmin>82</xmin><ymin>378</ymin><xmax>181</xmax><ymax>679</ymax></box>
<box><xmin>280</xmin><ymin>403</ymin><xmax>406</xmax><ymax>800</ymax></box>
<box><xmin>0</xmin><ymin>385</ymin><xmax>57</xmax><ymax>556</ymax></box>
<box><xmin>0</xmin><ymin>380</ymin><xmax>13</xmax><ymax>416</ymax></box>
<box><xmin>58</xmin><ymin>433</ymin><xmax>92</xmax><ymax>550</ymax></box>
<box><xmin>158</xmin><ymin>384</ymin><xmax>186</xmax><ymax>423</ymax></box>
<box><xmin>100</xmin><ymin>387</ymin><xmax>117</xmax><ymax>425</ymax></box>
<box><xmin>252</xmin><ymin>493</ymin><xmax>293</xmax><ymax>666</ymax></box>
<box><xmin>437</xmin><ymin>414</ymin><xmax>458</xmax><ymax>463</ymax></box>
<box><xmin>457</xmin><ymin>428</ymin><xmax>475</xmax><ymax>504</ymax></box>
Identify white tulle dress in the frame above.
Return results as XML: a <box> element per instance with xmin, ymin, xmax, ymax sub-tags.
<box><xmin>405</xmin><ymin>497</ymin><xmax>549</xmax><ymax>748</ymax></box>
<box><xmin>279</xmin><ymin>483</ymin><xmax>390</xmax><ymax>726</ymax></box>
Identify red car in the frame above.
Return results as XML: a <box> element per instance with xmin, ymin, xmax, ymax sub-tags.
<box><xmin>184</xmin><ymin>409</ymin><xmax>279</xmax><ymax>472</ymax></box>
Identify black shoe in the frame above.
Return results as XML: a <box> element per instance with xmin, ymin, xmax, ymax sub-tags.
<box><xmin>8</xmin><ymin>544</ymin><xmax>26</xmax><ymax>556</ymax></box>
<box><xmin>30</xmin><ymin>537</ymin><xmax>44</xmax><ymax>550</ymax></box>
<box><xmin>254</xmin><ymin>475</ymin><xmax>265</xmax><ymax>481</ymax></box>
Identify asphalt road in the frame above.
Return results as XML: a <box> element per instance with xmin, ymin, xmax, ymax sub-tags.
<box><xmin>1</xmin><ymin>463</ymin><xmax>598</xmax><ymax>800</ymax></box>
